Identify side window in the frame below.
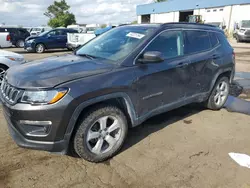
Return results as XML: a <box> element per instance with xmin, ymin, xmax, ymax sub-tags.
<box><xmin>184</xmin><ymin>30</ymin><xmax>211</xmax><ymax>54</ymax></box>
<box><xmin>209</xmin><ymin>32</ymin><xmax>219</xmax><ymax>47</ymax></box>
<box><xmin>145</xmin><ymin>30</ymin><xmax>184</xmax><ymax>59</ymax></box>
<box><xmin>48</xmin><ymin>30</ymin><xmax>60</xmax><ymax>36</ymax></box>
<box><xmin>216</xmin><ymin>32</ymin><xmax>231</xmax><ymax>47</ymax></box>
<box><xmin>59</xmin><ymin>30</ymin><xmax>67</xmax><ymax>35</ymax></box>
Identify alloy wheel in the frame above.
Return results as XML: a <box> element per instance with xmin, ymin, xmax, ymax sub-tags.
<box><xmin>86</xmin><ymin>116</ymin><xmax>122</xmax><ymax>155</ymax></box>
<box><xmin>214</xmin><ymin>81</ymin><xmax>229</xmax><ymax>106</ymax></box>
<box><xmin>0</xmin><ymin>68</ymin><xmax>6</xmax><ymax>85</ymax></box>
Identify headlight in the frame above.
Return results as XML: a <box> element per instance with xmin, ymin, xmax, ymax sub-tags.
<box><xmin>26</xmin><ymin>39</ymin><xmax>35</xmax><ymax>43</ymax></box>
<box><xmin>21</xmin><ymin>88</ymin><xmax>68</xmax><ymax>105</ymax></box>
<box><xmin>239</xmin><ymin>29</ymin><xmax>246</xmax><ymax>33</ymax></box>
<box><xmin>5</xmin><ymin>56</ymin><xmax>24</xmax><ymax>62</ymax></box>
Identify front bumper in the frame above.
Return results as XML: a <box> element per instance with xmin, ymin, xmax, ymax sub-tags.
<box><xmin>24</xmin><ymin>42</ymin><xmax>36</xmax><ymax>52</ymax></box>
<box><xmin>237</xmin><ymin>34</ymin><xmax>250</xmax><ymax>41</ymax></box>
<box><xmin>66</xmin><ymin>43</ymin><xmax>79</xmax><ymax>50</ymax></box>
<box><xmin>0</xmin><ymin>92</ymin><xmax>74</xmax><ymax>154</ymax></box>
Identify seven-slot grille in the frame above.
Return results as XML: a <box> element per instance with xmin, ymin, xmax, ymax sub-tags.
<box><xmin>0</xmin><ymin>79</ymin><xmax>22</xmax><ymax>105</ymax></box>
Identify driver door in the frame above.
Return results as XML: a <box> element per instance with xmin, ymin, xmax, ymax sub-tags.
<box><xmin>134</xmin><ymin>30</ymin><xmax>191</xmax><ymax>117</ymax></box>
<box><xmin>46</xmin><ymin>30</ymin><xmax>61</xmax><ymax>49</ymax></box>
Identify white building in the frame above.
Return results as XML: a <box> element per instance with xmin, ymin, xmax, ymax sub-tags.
<box><xmin>137</xmin><ymin>0</ymin><xmax>250</xmax><ymax>32</ymax></box>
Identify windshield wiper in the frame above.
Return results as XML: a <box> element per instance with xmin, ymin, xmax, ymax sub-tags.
<box><xmin>77</xmin><ymin>54</ymin><xmax>97</xmax><ymax>60</ymax></box>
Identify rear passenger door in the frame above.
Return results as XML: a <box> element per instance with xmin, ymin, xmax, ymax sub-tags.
<box><xmin>183</xmin><ymin>30</ymin><xmax>216</xmax><ymax>96</ymax></box>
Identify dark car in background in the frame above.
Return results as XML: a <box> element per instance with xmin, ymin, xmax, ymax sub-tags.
<box><xmin>1</xmin><ymin>23</ymin><xmax>235</xmax><ymax>163</ymax></box>
<box><xmin>24</xmin><ymin>28</ymin><xmax>78</xmax><ymax>53</ymax></box>
<box><xmin>0</xmin><ymin>27</ymin><xmax>30</xmax><ymax>48</ymax></box>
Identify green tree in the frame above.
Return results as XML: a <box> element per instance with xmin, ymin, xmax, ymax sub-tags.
<box><xmin>101</xmin><ymin>24</ymin><xmax>107</xmax><ymax>28</ymax></box>
<box><xmin>44</xmin><ymin>0</ymin><xmax>76</xmax><ymax>28</ymax></box>
<box><xmin>131</xmin><ymin>20</ymin><xmax>138</xmax><ymax>24</ymax></box>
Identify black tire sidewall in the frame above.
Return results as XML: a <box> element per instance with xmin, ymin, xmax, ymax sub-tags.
<box><xmin>207</xmin><ymin>77</ymin><xmax>229</xmax><ymax>110</ymax></box>
<box><xmin>73</xmin><ymin>106</ymin><xmax>128</xmax><ymax>162</ymax></box>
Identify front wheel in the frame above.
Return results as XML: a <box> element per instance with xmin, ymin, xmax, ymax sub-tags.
<box><xmin>35</xmin><ymin>43</ymin><xmax>45</xmax><ymax>53</ymax></box>
<box><xmin>206</xmin><ymin>76</ymin><xmax>230</xmax><ymax>110</ymax></box>
<box><xmin>73</xmin><ymin>105</ymin><xmax>128</xmax><ymax>163</ymax></box>
<box><xmin>0</xmin><ymin>65</ymin><xmax>8</xmax><ymax>85</ymax></box>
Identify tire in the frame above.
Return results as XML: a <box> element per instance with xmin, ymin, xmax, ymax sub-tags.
<box><xmin>236</xmin><ymin>35</ymin><xmax>242</xmax><ymax>43</ymax></box>
<box><xmin>0</xmin><ymin>65</ymin><xmax>8</xmax><ymax>84</ymax></box>
<box><xmin>73</xmin><ymin>105</ymin><xmax>128</xmax><ymax>163</ymax></box>
<box><xmin>16</xmin><ymin>40</ymin><xmax>25</xmax><ymax>48</ymax></box>
<box><xmin>206</xmin><ymin>76</ymin><xmax>230</xmax><ymax>110</ymax></box>
<box><xmin>35</xmin><ymin>43</ymin><xmax>45</xmax><ymax>53</ymax></box>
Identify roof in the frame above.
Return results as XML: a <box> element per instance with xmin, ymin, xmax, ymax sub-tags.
<box><xmin>137</xmin><ymin>0</ymin><xmax>250</xmax><ymax>15</ymax></box>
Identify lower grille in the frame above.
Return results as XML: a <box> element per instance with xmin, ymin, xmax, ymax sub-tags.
<box><xmin>0</xmin><ymin>79</ymin><xmax>22</xmax><ymax>105</ymax></box>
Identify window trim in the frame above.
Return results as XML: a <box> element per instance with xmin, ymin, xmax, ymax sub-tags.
<box><xmin>133</xmin><ymin>29</ymin><xmax>185</xmax><ymax>65</ymax></box>
<box><xmin>183</xmin><ymin>30</ymin><xmax>212</xmax><ymax>55</ymax></box>
<box><xmin>209</xmin><ymin>32</ymin><xmax>220</xmax><ymax>48</ymax></box>
<box><xmin>133</xmin><ymin>28</ymin><xmax>223</xmax><ymax>65</ymax></box>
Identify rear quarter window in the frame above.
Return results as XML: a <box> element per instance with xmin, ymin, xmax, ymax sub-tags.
<box><xmin>184</xmin><ymin>30</ymin><xmax>211</xmax><ymax>54</ymax></box>
<box><xmin>216</xmin><ymin>32</ymin><xmax>231</xmax><ymax>47</ymax></box>
<box><xmin>209</xmin><ymin>32</ymin><xmax>219</xmax><ymax>47</ymax></box>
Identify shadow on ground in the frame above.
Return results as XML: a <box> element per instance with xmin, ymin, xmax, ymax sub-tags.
<box><xmin>121</xmin><ymin>104</ymin><xmax>204</xmax><ymax>153</ymax></box>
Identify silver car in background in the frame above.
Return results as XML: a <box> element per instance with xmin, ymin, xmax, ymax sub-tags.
<box><xmin>0</xmin><ymin>49</ymin><xmax>25</xmax><ymax>84</ymax></box>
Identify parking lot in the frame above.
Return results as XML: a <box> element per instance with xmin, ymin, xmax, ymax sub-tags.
<box><xmin>1</xmin><ymin>41</ymin><xmax>250</xmax><ymax>188</ymax></box>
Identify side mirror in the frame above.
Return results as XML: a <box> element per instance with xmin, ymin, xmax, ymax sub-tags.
<box><xmin>222</xmin><ymin>26</ymin><xmax>226</xmax><ymax>30</ymax></box>
<box><xmin>138</xmin><ymin>51</ymin><xmax>164</xmax><ymax>63</ymax></box>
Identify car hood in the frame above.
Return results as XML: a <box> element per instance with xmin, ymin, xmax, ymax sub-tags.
<box><xmin>6</xmin><ymin>54</ymin><xmax>115</xmax><ymax>89</ymax></box>
<box><xmin>0</xmin><ymin>49</ymin><xmax>24</xmax><ymax>59</ymax></box>
<box><xmin>26</xmin><ymin>36</ymin><xmax>40</xmax><ymax>41</ymax></box>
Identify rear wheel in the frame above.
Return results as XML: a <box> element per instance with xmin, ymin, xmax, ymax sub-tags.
<box><xmin>35</xmin><ymin>43</ymin><xmax>45</xmax><ymax>53</ymax></box>
<box><xmin>0</xmin><ymin>65</ymin><xmax>8</xmax><ymax>85</ymax></box>
<box><xmin>16</xmin><ymin>40</ymin><xmax>25</xmax><ymax>48</ymax></box>
<box><xmin>73</xmin><ymin>105</ymin><xmax>128</xmax><ymax>162</ymax></box>
<box><xmin>206</xmin><ymin>76</ymin><xmax>230</xmax><ymax>110</ymax></box>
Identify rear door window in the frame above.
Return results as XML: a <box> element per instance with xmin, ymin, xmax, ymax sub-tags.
<box><xmin>209</xmin><ymin>32</ymin><xmax>219</xmax><ymax>47</ymax></box>
<box><xmin>145</xmin><ymin>30</ymin><xmax>184</xmax><ymax>59</ymax></box>
<box><xmin>184</xmin><ymin>30</ymin><xmax>211</xmax><ymax>54</ymax></box>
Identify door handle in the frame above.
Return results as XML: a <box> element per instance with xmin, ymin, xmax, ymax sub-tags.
<box><xmin>176</xmin><ymin>62</ymin><xmax>189</xmax><ymax>68</ymax></box>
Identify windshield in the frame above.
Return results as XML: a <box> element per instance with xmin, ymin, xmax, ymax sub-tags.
<box><xmin>86</xmin><ymin>27</ymin><xmax>98</xmax><ymax>32</ymax></box>
<box><xmin>39</xmin><ymin>31</ymin><xmax>50</xmax><ymax>36</ymax></box>
<box><xmin>241</xmin><ymin>20</ymin><xmax>250</xmax><ymax>28</ymax></box>
<box><xmin>76</xmin><ymin>26</ymin><xmax>156</xmax><ymax>62</ymax></box>
<box><xmin>32</xmin><ymin>28</ymin><xmax>42</xmax><ymax>31</ymax></box>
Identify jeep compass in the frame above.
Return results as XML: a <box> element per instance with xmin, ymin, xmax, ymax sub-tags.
<box><xmin>0</xmin><ymin>23</ymin><xmax>235</xmax><ymax>162</ymax></box>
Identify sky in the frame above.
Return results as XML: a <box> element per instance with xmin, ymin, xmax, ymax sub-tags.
<box><xmin>0</xmin><ymin>0</ymin><xmax>153</xmax><ymax>27</ymax></box>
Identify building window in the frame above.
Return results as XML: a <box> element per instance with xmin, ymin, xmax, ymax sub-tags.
<box><xmin>207</xmin><ymin>10</ymin><xmax>211</xmax><ymax>12</ymax></box>
<box><xmin>220</xmin><ymin>8</ymin><xmax>224</xmax><ymax>11</ymax></box>
<box><xmin>213</xmin><ymin>9</ymin><xmax>217</xmax><ymax>12</ymax></box>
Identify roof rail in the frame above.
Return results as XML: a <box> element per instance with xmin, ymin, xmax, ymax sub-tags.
<box><xmin>161</xmin><ymin>22</ymin><xmax>217</xmax><ymax>28</ymax></box>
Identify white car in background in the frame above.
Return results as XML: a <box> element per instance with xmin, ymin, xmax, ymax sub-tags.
<box><xmin>30</xmin><ymin>27</ymin><xmax>51</xmax><ymax>36</ymax></box>
<box><xmin>0</xmin><ymin>32</ymin><xmax>12</xmax><ymax>48</ymax></box>
<box><xmin>0</xmin><ymin>49</ymin><xmax>25</xmax><ymax>83</ymax></box>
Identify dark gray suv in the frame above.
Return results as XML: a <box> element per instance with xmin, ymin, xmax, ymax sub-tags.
<box><xmin>0</xmin><ymin>23</ymin><xmax>235</xmax><ymax>162</ymax></box>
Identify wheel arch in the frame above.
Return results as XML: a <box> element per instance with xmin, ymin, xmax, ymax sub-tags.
<box><xmin>209</xmin><ymin>68</ymin><xmax>233</xmax><ymax>92</ymax></box>
<box><xmin>64</xmin><ymin>93</ymin><xmax>138</xmax><ymax>150</ymax></box>
<box><xmin>35</xmin><ymin>42</ymin><xmax>47</xmax><ymax>49</ymax></box>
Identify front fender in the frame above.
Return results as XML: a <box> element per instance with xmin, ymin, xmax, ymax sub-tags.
<box><xmin>62</xmin><ymin>92</ymin><xmax>138</xmax><ymax>151</ymax></box>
